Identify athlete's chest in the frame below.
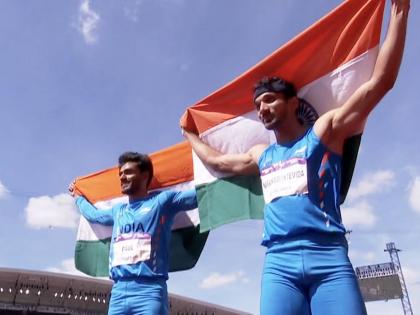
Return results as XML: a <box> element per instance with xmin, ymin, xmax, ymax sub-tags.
<box><xmin>110</xmin><ymin>202</ymin><xmax>162</xmax><ymax>267</ymax></box>
<box><xmin>260</xmin><ymin>143</ymin><xmax>310</xmax><ymax>203</ymax></box>
<box><xmin>115</xmin><ymin>202</ymin><xmax>161</xmax><ymax>235</ymax></box>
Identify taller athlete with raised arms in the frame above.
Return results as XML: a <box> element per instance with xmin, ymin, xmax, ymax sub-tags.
<box><xmin>184</xmin><ymin>0</ymin><xmax>410</xmax><ymax>314</ymax></box>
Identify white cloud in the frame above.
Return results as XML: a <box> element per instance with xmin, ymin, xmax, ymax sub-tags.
<box><xmin>46</xmin><ymin>258</ymin><xmax>87</xmax><ymax>277</ymax></box>
<box><xmin>403</xmin><ymin>266</ymin><xmax>420</xmax><ymax>286</ymax></box>
<box><xmin>348</xmin><ymin>249</ymin><xmax>378</xmax><ymax>264</ymax></box>
<box><xmin>408</xmin><ymin>177</ymin><xmax>420</xmax><ymax>213</ymax></box>
<box><xmin>123</xmin><ymin>0</ymin><xmax>144</xmax><ymax>22</ymax></box>
<box><xmin>25</xmin><ymin>193</ymin><xmax>80</xmax><ymax>229</ymax></box>
<box><xmin>0</xmin><ymin>180</ymin><xmax>9</xmax><ymax>199</ymax></box>
<box><xmin>75</xmin><ymin>0</ymin><xmax>100</xmax><ymax>44</ymax></box>
<box><xmin>199</xmin><ymin>271</ymin><xmax>249</xmax><ymax>289</ymax></box>
<box><xmin>348</xmin><ymin>170</ymin><xmax>395</xmax><ymax>201</ymax></box>
<box><xmin>341</xmin><ymin>200</ymin><xmax>376</xmax><ymax>228</ymax></box>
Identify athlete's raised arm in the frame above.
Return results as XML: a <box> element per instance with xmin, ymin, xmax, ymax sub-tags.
<box><xmin>68</xmin><ymin>180</ymin><xmax>114</xmax><ymax>225</ymax></box>
<box><xmin>315</xmin><ymin>0</ymin><xmax>410</xmax><ymax>153</ymax></box>
<box><xmin>183</xmin><ymin>130</ymin><xmax>267</xmax><ymax>175</ymax></box>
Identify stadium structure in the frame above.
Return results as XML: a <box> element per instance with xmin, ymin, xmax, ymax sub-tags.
<box><xmin>0</xmin><ymin>268</ymin><xmax>250</xmax><ymax>315</ymax></box>
<box><xmin>355</xmin><ymin>242</ymin><xmax>414</xmax><ymax>315</ymax></box>
<box><xmin>1</xmin><ymin>241</ymin><xmax>413</xmax><ymax>315</ymax></box>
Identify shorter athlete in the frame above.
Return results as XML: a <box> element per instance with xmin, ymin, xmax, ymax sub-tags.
<box><xmin>69</xmin><ymin>152</ymin><xmax>197</xmax><ymax>315</ymax></box>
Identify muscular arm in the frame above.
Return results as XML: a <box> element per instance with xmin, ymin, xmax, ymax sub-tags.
<box><xmin>75</xmin><ymin>196</ymin><xmax>115</xmax><ymax>226</ymax></box>
<box><xmin>315</xmin><ymin>0</ymin><xmax>410</xmax><ymax>152</ymax></box>
<box><xmin>184</xmin><ymin>130</ymin><xmax>267</xmax><ymax>175</ymax></box>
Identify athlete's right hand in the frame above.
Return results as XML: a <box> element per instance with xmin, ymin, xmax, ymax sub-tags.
<box><xmin>182</xmin><ymin>128</ymin><xmax>199</xmax><ymax>141</ymax></box>
<box><xmin>68</xmin><ymin>180</ymin><xmax>80</xmax><ymax>197</ymax></box>
<box><xmin>392</xmin><ymin>0</ymin><xmax>410</xmax><ymax>9</ymax></box>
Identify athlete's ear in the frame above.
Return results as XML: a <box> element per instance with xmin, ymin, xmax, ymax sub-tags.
<box><xmin>289</xmin><ymin>96</ymin><xmax>299</xmax><ymax>109</ymax></box>
<box><xmin>291</xmin><ymin>97</ymin><xmax>304</xmax><ymax>125</ymax></box>
<box><xmin>140</xmin><ymin>170</ymin><xmax>151</xmax><ymax>185</ymax></box>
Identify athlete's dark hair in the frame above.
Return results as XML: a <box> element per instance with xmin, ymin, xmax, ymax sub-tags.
<box><xmin>118</xmin><ymin>152</ymin><xmax>154</xmax><ymax>187</ymax></box>
<box><xmin>253</xmin><ymin>76</ymin><xmax>297</xmax><ymax>101</ymax></box>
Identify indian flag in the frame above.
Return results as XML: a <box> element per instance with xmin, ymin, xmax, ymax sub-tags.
<box><xmin>180</xmin><ymin>0</ymin><xmax>385</xmax><ymax>232</ymax></box>
<box><xmin>74</xmin><ymin>0</ymin><xmax>385</xmax><ymax>276</ymax></box>
<box><xmin>74</xmin><ymin>142</ymin><xmax>208</xmax><ymax>277</ymax></box>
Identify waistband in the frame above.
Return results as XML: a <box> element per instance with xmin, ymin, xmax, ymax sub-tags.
<box><xmin>266</xmin><ymin>232</ymin><xmax>347</xmax><ymax>252</ymax></box>
<box><xmin>113</xmin><ymin>276</ymin><xmax>167</xmax><ymax>284</ymax></box>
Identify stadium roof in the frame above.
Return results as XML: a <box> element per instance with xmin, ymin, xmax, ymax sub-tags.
<box><xmin>0</xmin><ymin>268</ymin><xmax>251</xmax><ymax>315</ymax></box>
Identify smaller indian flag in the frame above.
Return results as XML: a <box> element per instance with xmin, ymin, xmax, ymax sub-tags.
<box><xmin>74</xmin><ymin>142</ymin><xmax>208</xmax><ymax>277</ymax></box>
<box><xmin>180</xmin><ymin>0</ymin><xmax>385</xmax><ymax>233</ymax></box>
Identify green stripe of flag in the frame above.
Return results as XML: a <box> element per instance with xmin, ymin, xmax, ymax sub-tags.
<box><xmin>196</xmin><ymin>175</ymin><xmax>265</xmax><ymax>233</ymax></box>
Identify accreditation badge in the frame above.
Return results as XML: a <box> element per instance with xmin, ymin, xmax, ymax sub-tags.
<box><xmin>261</xmin><ymin>157</ymin><xmax>308</xmax><ymax>203</ymax></box>
<box><xmin>111</xmin><ymin>232</ymin><xmax>152</xmax><ymax>267</ymax></box>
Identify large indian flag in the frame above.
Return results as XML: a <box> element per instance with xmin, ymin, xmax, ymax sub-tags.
<box><xmin>74</xmin><ymin>0</ymin><xmax>385</xmax><ymax>276</ymax></box>
<box><xmin>180</xmin><ymin>0</ymin><xmax>385</xmax><ymax>232</ymax></box>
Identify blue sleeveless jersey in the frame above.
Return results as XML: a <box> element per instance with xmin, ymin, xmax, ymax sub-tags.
<box><xmin>258</xmin><ymin>128</ymin><xmax>346</xmax><ymax>246</ymax></box>
<box><xmin>76</xmin><ymin>190</ymin><xmax>197</xmax><ymax>281</ymax></box>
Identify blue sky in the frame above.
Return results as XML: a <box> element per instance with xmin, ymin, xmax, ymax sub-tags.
<box><xmin>0</xmin><ymin>0</ymin><xmax>419</xmax><ymax>314</ymax></box>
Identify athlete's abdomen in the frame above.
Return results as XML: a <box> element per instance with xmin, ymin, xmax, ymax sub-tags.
<box><xmin>262</xmin><ymin>195</ymin><xmax>346</xmax><ymax>246</ymax></box>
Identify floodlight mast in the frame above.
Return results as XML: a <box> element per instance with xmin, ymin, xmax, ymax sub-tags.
<box><xmin>384</xmin><ymin>242</ymin><xmax>413</xmax><ymax>315</ymax></box>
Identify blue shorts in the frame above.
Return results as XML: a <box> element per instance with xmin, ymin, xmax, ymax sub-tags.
<box><xmin>260</xmin><ymin>234</ymin><xmax>366</xmax><ymax>315</ymax></box>
<box><xmin>108</xmin><ymin>278</ymin><xmax>168</xmax><ymax>315</ymax></box>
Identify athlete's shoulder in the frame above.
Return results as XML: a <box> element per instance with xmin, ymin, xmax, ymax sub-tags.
<box><xmin>295</xmin><ymin>126</ymin><xmax>317</xmax><ymax>146</ymax></box>
<box><xmin>152</xmin><ymin>190</ymin><xmax>173</xmax><ymax>203</ymax></box>
<box><xmin>249</xmin><ymin>143</ymin><xmax>269</xmax><ymax>162</ymax></box>
<box><xmin>160</xmin><ymin>189</ymin><xmax>196</xmax><ymax>204</ymax></box>
<box><xmin>257</xmin><ymin>143</ymin><xmax>275</xmax><ymax>164</ymax></box>
<box><xmin>158</xmin><ymin>189</ymin><xmax>187</xmax><ymax>200</ymax></box>
<box><xmin>259</xmin><ymin>142</ymin><xmax>277</xmax><ymax>156</ymax></box>
<box><xmin>101</xmin><ymin>197</ymin><xmax>127</xmax><ymax>209</ymax></box>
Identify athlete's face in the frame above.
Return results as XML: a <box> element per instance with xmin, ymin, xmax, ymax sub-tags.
<box><xmin>119</xmin><ymin>162</ymin><xmax>147</xmax><ymax>195</ymax></box>
<box><xmin>255</xmin><ymin>92</ymin><xmax>291</xmax><ymax>130</ymax></box>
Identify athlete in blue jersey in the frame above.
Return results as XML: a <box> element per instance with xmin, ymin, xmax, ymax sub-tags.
<box><xmin>69</xmin><ymin>152</ymin><xmax>197</xmax><ymax>315</ymax></box>
<box><xmin>184</xmin><ymin>1</ymin><xmax>409</xmax><ymax>314</ymax></box>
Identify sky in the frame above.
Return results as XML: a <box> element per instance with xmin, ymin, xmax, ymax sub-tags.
<box><xmin>0</xmin><ymin>0</ymin><xmax>419</xmax><ymax>314</ymax></box>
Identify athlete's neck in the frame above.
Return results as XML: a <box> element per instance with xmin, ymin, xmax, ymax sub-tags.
<box><xmin>128</xmin><ymin>189</ymin><xmax>149</xmax><ymax>203</ymax></box>
<box><xmin>274</xmin><ymin>119</ymin><xmax>308</xmax><ymax>145</ymax></box>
